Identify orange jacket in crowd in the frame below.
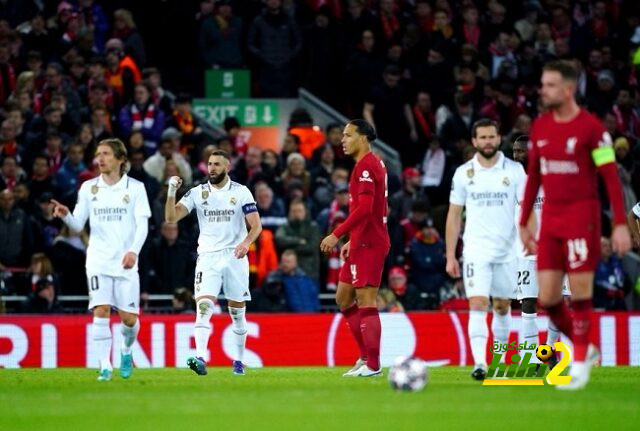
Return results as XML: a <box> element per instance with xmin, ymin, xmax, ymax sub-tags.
<box><xmin>248</xmin><ymin>228</ymin><xmax>279</xmax><ymax>288</ymax></box>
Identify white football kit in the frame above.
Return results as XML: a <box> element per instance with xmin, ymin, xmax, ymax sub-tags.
<box><xmin>515</xmin><ymin>182</ymin><xmax>571</xmax><ymax>299</ymax></box>
<box><xmin>63</xmin><ymin>174</ymin><xmax>151</xmax><ymax>313</ymax></box>
<box><xmin>450</xmin><ymin>152</ymin><xmax>525</xmax><ymax>299</ymax></box>
<box><xmin>179</xmin><ymin>179</ymin><xmax>257</xmax><ymax>302</ymax></box>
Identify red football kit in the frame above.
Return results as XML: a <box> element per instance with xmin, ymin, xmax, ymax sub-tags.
<box><xmin>334</xmin><ymin>151</ymin><xmax>390</xmax><ymax>287</ymax></box>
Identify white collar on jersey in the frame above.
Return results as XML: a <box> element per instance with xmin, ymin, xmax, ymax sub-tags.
<box><xmin>203</xmin><ymin>177</ymin><xmax>232</xmax><ymax>193</ymax></box>
<box><xmin>96</xmin><ymin>173</ymin><xmax>129</xmax><ymax>190</ymax></box>
<box><xmin>472</xmin><ymin>151</ymin><xmax>506</xmax><ymax>171</ymax></box>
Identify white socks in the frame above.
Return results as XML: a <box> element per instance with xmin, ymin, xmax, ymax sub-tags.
<box><xmin>121</xmin><ymin>319</ymin><xmax>140</xmax><ymax>355</ymax></box>
<box><xmin>195</xmin><ymin>299</ymin><xmax>215</xmax><ymax>359</ymax></box>
<box><xmin>229</xmin><ymin>306</ymin><xmax>248</xmax><ymax>362</ymax></box>
<box><xmin>546</xmin><ymin>320</ymin><xmax>562</xmax><ymax>346</ymax></box>
<box><xmin>491</xmin><ymin>309</ymin><xmax>511</xmax><ymax>346</ymax></box>
<box><xmin>468</xmin><ymin>310</ymin><xmax>488</xmax><ymax>367</ymax></box>
<box><xmin>521</xmin><ymin>312</ymin><xmax>538</xmax><ymax>359</ymax></box>
<box><xmin>92</xmin><ymin>317</ymin><xmax>112</xmax><ymax>371</ymax></box>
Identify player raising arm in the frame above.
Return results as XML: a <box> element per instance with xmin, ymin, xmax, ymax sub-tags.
<box><xmin>519</xmin><ymin>61</ymin><xmax>631</xmax><ymax>390</ymax></box>
<box><xmin>165</xmin><ymin>150</ymin><xmax>262</xmax><ymax>376</ymax></box>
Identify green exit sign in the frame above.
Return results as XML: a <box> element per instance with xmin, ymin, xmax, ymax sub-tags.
<box><xmin>193</xmin><ymin>99</ymin><xmax>279</xmax><ymax>127</ymax></box>
<box><xmin>205</xmin><ymin>69</ymin><xmax>250</xmax><ymax>99</ymax></box>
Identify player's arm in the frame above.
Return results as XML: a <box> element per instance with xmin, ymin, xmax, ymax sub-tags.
<box><xmin>164</xmin><ymin>176</ymin><xmax>189</xmax><ymax>223</ymax></box>
<box><xmin>235</xmin><ymin>211</ymin><xmax>262</xmax><ymax>259</ymax></box>
<box><xmin>363</xmin><ymin>102</ymin><xmax>376</xmax><ymax>131</ymax></box>
<box><xmin>51</xmin><ymin>187</ymin><xmax>89</xmax><ymax>231</ymax></box>
<box><xmin>445</xmin><ymin>203</ymin><xmax>463</xmax><ymax>278</ymax></box>
<box><xmin>593</xmin><ymin>131</ymin><xmax>632</xmax><ymax>255</ymax></box>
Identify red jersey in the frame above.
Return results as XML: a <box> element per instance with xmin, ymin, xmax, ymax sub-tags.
<box><xmin>333</xmin><ymin>152</ymin><xmax>390</xmax><ymax>249</ymax></box>
<box><xmin>520</xmin><ymin>109</ymin><xmax>626</xmax><ymax>226</ymax></box>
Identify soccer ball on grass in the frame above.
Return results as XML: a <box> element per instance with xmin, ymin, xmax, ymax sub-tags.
<box><xmin>388</xmin><ymin>356</ymin><xmax>428</xmax><ymax>392</ymax></box>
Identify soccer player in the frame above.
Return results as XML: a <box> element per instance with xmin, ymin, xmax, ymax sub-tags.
<box><xmin>165</xmin><ymin>150</ymin><xmax>262</xmax><ymax>376</ymax></box>
<box><xmin>446</xmin><ymin>119</ymin><xmax>526</xmax><ymax>380</ymax></box>
<box><xmin>51</xmin><ymin>139</ymin><xmax>151</xmax><ymax>381</ymax></box>
<box><xmin>519</xmin><ymin>61</ymin><xmax>631</xmax><ymax>390</ymax></box>
<box><xmin>513</xmin><ymin>135</ymin><xmax>570</xmax><ymax>369</ymax></box>
<box><xmin>320</xmin><ymin>119</ymin><xmax>390</xmax><ymax>377</ymax></box>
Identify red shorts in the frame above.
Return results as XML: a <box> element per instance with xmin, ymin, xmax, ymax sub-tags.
<box><xmin>338</xmin><ymin>246</ymin><xmax>389</xmax><ymax>288</ymax></box>
<box><xmin>537</xmin><ymin>200</ymin><xmax>601</xmax><ymax>272</ymax></box>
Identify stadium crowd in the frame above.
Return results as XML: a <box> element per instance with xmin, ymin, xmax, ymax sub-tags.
<box><xmin>1</xmin><ymin>0</ymin><xmax>640</xmax><ymax>314</ymax></box>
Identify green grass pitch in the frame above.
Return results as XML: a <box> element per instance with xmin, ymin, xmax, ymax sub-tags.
<box><xmin>1</xmin><ymin>367</ymin><xmax>639</xmax><ymax>431</ymax></box>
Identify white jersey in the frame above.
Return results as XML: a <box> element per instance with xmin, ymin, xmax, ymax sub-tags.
<box><xmin>179</xmin><ymin>179</ymin><xmax>257</xmax><ymax>254</ymax></box>
<box><xmin>65</xmin><ymin>174</ymin><xmax>151</xmax><ymax>277</ymax></box>
<box><xmin>450</xmin><ymin>152</ymin><xmax>526</xmax><ymax>263</ymax></box>
<box><xmin>515</xmin><ymin>178</ymin><xmax>544</xmax><ymax>261</ymax></box>
<box><xmin>632</xmin><ymin>202</ymin><xmax>640</xmax><ymax>218</ymax></box>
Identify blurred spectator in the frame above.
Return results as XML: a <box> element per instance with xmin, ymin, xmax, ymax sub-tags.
<box><xmin>40</xmin><ymin>62</ymin><xmax>81</xmax><ymax>120</ymax></box>
<box><xmin>389</xmin><ymin>167</ymin><xmax>424</xmax><ymax>223</ymax></box>
<box><xmin>392</xmin><ymin>199</ymin><xmax>430</xmax><ymax>263</ymax></box>
<box><xmin>275</xmin><ymin>198</ymin><xmax>321</xmax><ymax>281</ymax></box>
<box><xmin>345</xmin><ymin>28</ymin><xmax>384</xmax><ymax>118</ymax></box>
<box><xmin>194</xmin><ymin>144</ymin><xmax>216</xmax><ymax>181</ymax></box>
<box><xmin>363</xmin><ymin>64</ymin><xmax>417</xmax><ymax>165</ymax></box>
<box><xmin>20</xmin><ymin>253</ymin><xmax>61</xmax><ymax>313</ymax></box>
<box><xmin>223</xmin><ymin>116</ymin><xmax>248</xmax><ymax>157</ymax></box>
<box><xmin>50</xmin><ymin>225</ymin><xmax>88</xmax><ymax>295</ymax></box>
<box><xmin>119</xmin><ymin>82</ymin><xmax>166</xmax><ymax>154</ymax></box>
<box><xmin>105</xmin><ymin>37</ymin><xmax>141</xmax><ymax>104</ymax></box>
<box><xmin>281</xmin><ymin>152</ymin><xmax>310</xmax><ymax>197</ymax></box>
<box><xmin>145</xmin><ymin>222</ymin><xmax>194</xmax><ymax>295</ymax></box>
<box><xmin>267</xmin><ymin>249</ymin><xmax>319</xmax><ymax>312</ymax></box>
<box><xmin>199</xmin><ymin>0</ymin><xmax>244</xmax><ymax>69</ymax></box>
<box><xmin>310</xmin><ymin>144</ymin><xmax>336</xmax><ymax>208</ymax></box>
<box><xmin>412</xmin><ymin>92</ymin><xmax>436</xmax><ymax>148</ymax></box>
<box><xmin>0</xmin><ymin>188</ymin><xmax>34</xmax><ymax>268</ymax></box>
<box><xmin>231</xmin><ymin>145</ymin><xmax>263</xmax><ymax>185</ymax></box>
<box><xmin>254</xmin><ymin>181</ymin><xmax>287</xmax><ymax>232</ymax></box>
<box><xmin>316</xmin><ymin>180</ymin><xmax>349</xmax><ymax>234</ymax></box>
<box><xmin>386</xmin><ymin>265</ymin><xmax>437</xmax><ymax>311</ymax></box>
<box><xmin>288</xmin><ymin>108</ymin><xmax>326</xmax><ymax>160</ymax></box>
<box><xmin>587</xmin><ymin>69</ymin><xmax>617</xmax><ymax>117</ymax></box>
<box><xmin>172</xmin><ymin>287</ymin><xmax>198</xmax><ymax>314</ymax></box>
<box><xmin>168</xmin><ymin>94</ymin><xmax>203</xmax><ymax>159</ymax></box>
<box><xmin>142</xmin><ymin>67</ymin><xmax>172</xmax><ymax>115</ymax></box>
<box><xmin>247</xmin><ymin>225</ymin><xmax>278</xmax><ymax>290</ymax></box>
<box><xmin>612</xmin><ymin>88</ymin><xmax>640</xmax><ymax>142</ymax></box>
<box><xmin>113</xmin><ymin>9</ymin><xmax>146</xmax><ymax>68</ymax></box>
<box><xmin>377</xmin><ymin>287</ymin><xmax>404</xmax><ymax>312</ymax></box>
<box><xmin>594</xmin><ymin>236</ymin><xmax>628</xmax><ymax>310</ymax></box>
<box><xmin>420</xmin><ymin>139</ymin><xmax>452</xmax><ymax>206</ymax></box>
<box><xmin>78</xmin><ymin>0</ymin><xmax>109</xmax><ymax>52</ymax></box>
<box><xmin>247</xmin><ymin>0</ymin><xmax>302</xmax><ymax>97</ymax></box>
<box><xmin>32</xmin><ymin>192</ymin><xmax>62</xmax><ymax>252</ymax></box>
<box><xmin>143</xmin><ymin>138</ymin><xmax>192</xmax><ymax>186</ymax></box>
<box><xmin>0</xmin><ymin>154</ymin><xmax>26</xmax><ymax>191</ymax></box>
<box><xmin>408</xmin><ymin>217</ymin><xmax>447</xmax><ymax>304</ymax></box>
<box><xmin>251</xmin><ymin>267</ymin><xmax>287</xmax><ymax>313</ymax></box>
<box><xmin>127</xmin><ymin>149</ymin><xmax>159</xmax><ymax>209</ymax></box>
<box><xmin>0</xmin><ymin>44</ymin><xmax>16</xmax><ymax>106</ymax></box>
<box><xmin>440</xmin><ymin>92</ymin><xmax>479</xmax><ymax>150</ymax></box>
<box><xmin>1</xmin><ymin>119</ymin><xmax>21</xmax><ymax>161</ymax></box>
<box><xmin>27</xmin><ymin>154</ymin><xmax>58</xmax><ymax>205</ymax></box>
<box><xmin>311</xmin><ymin>123</ymin><xmax>349</xmax><ymax>169</ymax></box>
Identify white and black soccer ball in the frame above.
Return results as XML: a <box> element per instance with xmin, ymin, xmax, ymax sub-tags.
<box><xmin>388</xmin><ymin>356</ymin><xmax>429</xmax><ymax>392</ymax></box>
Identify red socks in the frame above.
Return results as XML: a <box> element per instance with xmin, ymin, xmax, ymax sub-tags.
<box><xmin>341</xmin><ymin>304</ymin><xmax>367</xmax><ymax>361</ymax></box>
<box><xmin>359</xmin><ymin>307</ymin><xmax>381</xmax><ymax>371</ymax></box>
<box><xmin>545</xmin><ymin>300</ymin><xmax>574</xmax><ymax>343</ymax></box>
<box><xmin>571</xmin><ymin>299</ymin><xmax>592</xmax><ymax>362</ymax></box>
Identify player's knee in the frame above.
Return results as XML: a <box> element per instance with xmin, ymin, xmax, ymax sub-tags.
<box><xmin>468</xmin><ymin>297</ymin><xmax>489</xmax><ymax>311</ymax></box>
<box><xmin>195</xmin><ymin>298</ymin><xmax>215</xmax><ymax>326</ymax></box>
<box><xmin>521</xmin><ymin>298</ymin><xmax>537</xmax><ymax>314</ymax></box>
<box><xmin>93</xmin><ymin>305</ymin><xmax>110</xmax><ymax>318</ymax></box>
<box><xmin>493</xmin><ymin>302</ymin><xmax>510</xmax><ymax>315</ymax></box>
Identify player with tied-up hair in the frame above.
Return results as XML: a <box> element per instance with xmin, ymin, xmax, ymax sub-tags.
<box><xmin>52</xmin><ymin>138</ymin><xmax>151</xmax><ymax>381</ymax></box>
<box><xmin>165</xmin><ymin>149</ymin><xmax>262</xmax><ymax>376</ymax></box>
<box><xmin>519</xmin><ymin>60</ymin><xmax>631</xmax><ymax>390</ymax></box>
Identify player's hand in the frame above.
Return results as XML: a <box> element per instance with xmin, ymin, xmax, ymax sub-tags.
<box><xmin>320</xmin><ymin>234</ymin><xmax>339</xmax><ymax>254</ymax></box>
<box><xmin>612</xmin><ymin>224</ymin><xmax>632</xmax><ymax>257</ymax></box>
<box><xmin>446</xmin><ymin>256</ymin><xmax>461</xmax><ymax>278</ymax></box>
<box><xmin>167</xmin><ymin>176</ymin><xmax>183</xmax><ymax>197</ymax></box>
<box><xmin>50</xmin><ymin>199</ymin><xmax>69</xmax><ymax>218</ymax></box>
<box><xmin>234</xmin><ymin>241</ymin><xmax>250</xmax><ymax>258</ymax></box>
<box><xmin>340</xmin><ymin>241</ymin><xmax>350</xmax><ymax>260</ymax></box>
<box><xmin>122</xmin><ymin>252</ymin><xmax>137</xmax><ymax>269</ymax></box>
<box><xmin>519</xmin><ymin>225</ymin><xmax>538</xmax><ymax>256</ymax></box>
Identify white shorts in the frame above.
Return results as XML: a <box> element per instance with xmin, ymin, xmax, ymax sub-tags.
<box><xmin>87</xmin><ymin>272</ymin><xmax>140</xmax><ymax>314</ymax></box>
<box><xmin>516</xmin><ymin>258</ymin><xmax>572</xmax><ymax>300</ymax></box>
<box><xmin>194</xmin><ymin>249</ymin><xmax>251</xmax><ymax>302</ymax></box>
<box><xmin>463</xmin><ymin>259</ymin><xmax>516</xmax><ymax>299</ymax></box>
